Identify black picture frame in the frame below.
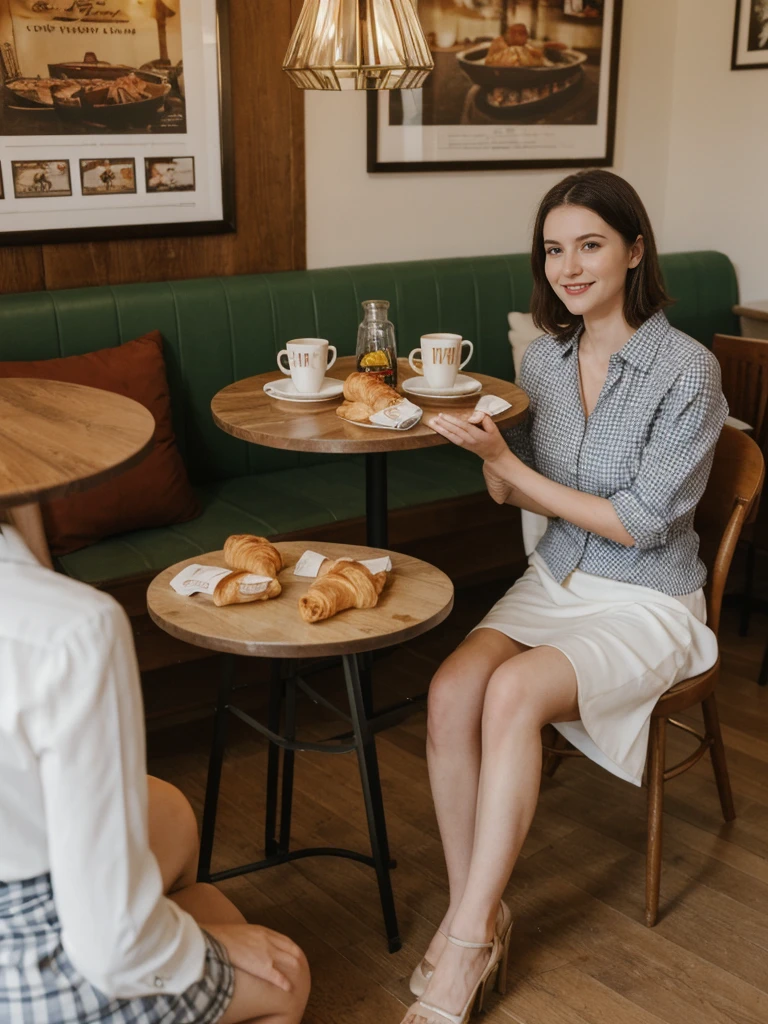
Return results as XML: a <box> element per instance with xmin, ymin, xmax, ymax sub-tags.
<box><xmin>368</xmin><ymin>0</ymin><xmax>624</xmax><ymax>173</ymax></box>
<box><xmin>0</xmin><ymin>0</ymin><xmax>235</xmax><ymax>246</ymax></box>
<box><xmin>732</xmin><ymin>0</ymin><xmax>768</xmax><ymax>70</ymax></box>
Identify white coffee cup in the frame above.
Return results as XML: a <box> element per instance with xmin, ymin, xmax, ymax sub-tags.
<box><xmin>277</xmin><ymin>338</ymin><xmax>337</xmax><ymax>394</ymax></box>
<box><xmin>408</xmin><ymin>333</ymin><xmax>474</xmax><ymax>390</ymax></box>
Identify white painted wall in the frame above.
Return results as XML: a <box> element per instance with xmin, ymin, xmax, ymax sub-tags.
<box><xmin>305</xmin><ymin>1</ymin><xmax>677</xmax><ymax>270</ymax></box>
<box><xmin>661</xmin><ymin>0</ymin><xmax>768</xmax><ymax>303</ymax></box>
<box><xmin>305</xmin><ymin>1</ymin><xmax>767</xmax><ymax>305</ymax></box>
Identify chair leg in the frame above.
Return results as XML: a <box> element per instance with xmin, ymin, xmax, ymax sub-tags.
<box><xmin>645</xmin><ymin>716</ymin><xmax>666</xmax><ymax>927</ymax></box>
<box><xmin>542</xmin><ymin>727</ymin><xmax>570</xmax><ymax>778</ymax></box>
<box><xmin>739</xmin><ymin>542</ymin><xmax>756</xmax><ymax>637</ymax></box>
<box><xmin>701</xmin><ymin>693</ymin><xmax>736</xmax><ymax>821</ymax></box>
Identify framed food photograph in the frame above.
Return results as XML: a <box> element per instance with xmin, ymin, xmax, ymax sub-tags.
<box><xmin>732</xmin><ymin>0</ymin><xmax>768</xmax><ymax>70</ymax></box>
<box><xmin>368</xmin><ymin>0</ymin><xmax>624</xmax><ymax>173</ymax></box>
<box><xmin>0</xmin><ymin>0</ymin><xmax>233</xmax><ymax>244</ymax></box>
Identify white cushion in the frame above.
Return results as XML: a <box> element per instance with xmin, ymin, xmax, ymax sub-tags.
<box><xmin>508</xmin><ymin>311</ymin><xmax>542</xmax><ymax>378</ymax></box>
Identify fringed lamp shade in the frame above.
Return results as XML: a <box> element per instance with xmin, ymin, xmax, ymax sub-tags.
<box><xmin>283</xmin><ymin>0</ymin><xmax>434</xmax><ymax>91</ymax></box>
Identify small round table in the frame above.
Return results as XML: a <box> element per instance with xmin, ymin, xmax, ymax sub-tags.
<box><xmin>211</xmin><ymin>356</ymin><xmax>528</xmax><ymax>548</ymax></box>
<box><xmin>147</xmin><ymin>541</ymin><xmax>454</xmax><ymax>953</ymax></box>
<box><xmin>0</xmin><ymin>378</ymin><xmax>156</xmax><ymax>564</ymax></box>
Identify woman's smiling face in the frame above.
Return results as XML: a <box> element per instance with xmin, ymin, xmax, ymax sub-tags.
<box><xmin>543</xmin><ymin>204</ymin><xmax>643</xmax><ymax>321</ymax></box>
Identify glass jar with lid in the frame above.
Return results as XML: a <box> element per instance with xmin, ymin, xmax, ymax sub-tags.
<box><xmin>356</xmin><ymin>299</ymin><xmax>398</xmax><ymax>390</ymax></box>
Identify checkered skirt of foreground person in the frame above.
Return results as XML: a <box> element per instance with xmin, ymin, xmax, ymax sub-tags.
<box><xmin>0</xmin><ymin>874</ymin><xmax>235</xmax><ymax>1024</ymax></box>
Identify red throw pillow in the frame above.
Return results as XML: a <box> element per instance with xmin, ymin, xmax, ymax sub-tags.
<box><xmin>0</xmin><ymin>331</ymin><xmax>200</xmax><ymax>556</ymax></box>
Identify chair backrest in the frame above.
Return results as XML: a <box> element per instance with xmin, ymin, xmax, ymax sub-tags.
<box><xmin>712</xmin><ymin>334</ymin><xmax>768</xmax><ymax>453</ymax></box>
<box><xmin>694</xmin><ymin>425</ymin><xmax>765</xmax><ymax>635</ymax></box>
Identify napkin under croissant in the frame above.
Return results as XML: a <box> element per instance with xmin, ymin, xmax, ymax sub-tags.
<box><xmin>336</xmin><ymin>372</ymin><xmax>400</xmax><ymax>423</ymax></box>
<box><xmin>299</xmin><ymin>557</ymin><xmax>388</xmax><ymax>623</ymax></box>
<box><xmin>213</xmin><ymin>534</ymin><xmax>283</xmax><ymax>606</ymax></box>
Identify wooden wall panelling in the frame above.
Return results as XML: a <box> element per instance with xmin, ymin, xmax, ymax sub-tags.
<box><xmin>0</xmin><ymin>0</ymin><xmax>305</xmax><ymax>294</ymax></box>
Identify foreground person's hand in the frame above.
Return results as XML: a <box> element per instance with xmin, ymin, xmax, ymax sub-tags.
<box><xmin>428</xmin><ymin>411</ymin><xmax>509</xmax><ymax>462</ymax></box>
<box><xmin>204</xmin><ymin>923</ymin><xmax>303</xmax><ymax>992</ymax></box>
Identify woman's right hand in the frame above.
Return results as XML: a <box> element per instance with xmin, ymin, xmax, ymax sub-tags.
<box><xmin>483</xmin><ymin>461</ymin><xmax>512</xmax><ymax>505</ymax></box>
<box><xmin>203</xmin><ymin>923</ymin><xmax>303</xmax><ymax>993</ymax></box>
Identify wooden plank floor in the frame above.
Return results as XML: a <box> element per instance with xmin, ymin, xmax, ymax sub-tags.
<box><xmin>146</xmin><ymin>575</ymin><xmax>768</xmax><ymax>1024</ymax></box>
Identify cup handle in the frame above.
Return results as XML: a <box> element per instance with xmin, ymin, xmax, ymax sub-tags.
<box><xmin>460</xmin><ymin>339</ymin><xmax>474</xmax><ymax>370</ymax></box>
<box><xmin>277</xmin><ymin>349</ymin><xmax>291</xmax><ymax>375</ymax></box>
<box><xmin>409</xmin><ymin>348</ymin><xmax>424</xmax><ymax>375</ymax></box>
<box><xmin>326</xmin><ymin>345</ymin><xmax>337</xmax><ymax>370</ymax></box>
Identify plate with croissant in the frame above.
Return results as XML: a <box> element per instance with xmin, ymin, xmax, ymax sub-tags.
<box><xmin>336</xmin><ymin>372</ymin><xmax>422</xmax><ymax>430</ymax></box>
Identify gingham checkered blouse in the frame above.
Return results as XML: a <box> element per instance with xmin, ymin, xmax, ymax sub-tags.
<box><xmin>504</xmin><ymin>311</ymin><xmax>728</xmax><ymax>596</ymax></box>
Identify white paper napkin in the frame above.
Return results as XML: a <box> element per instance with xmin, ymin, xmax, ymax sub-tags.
<box><xmin>170</xmin><ymin>564</ymin><xmax>273</xmax><ymax>596</ymax></box>
<box><xmin>294</xmin><ymin>550</ymin><xmax>392</xmax><ymax>578</ymax></box>
<box><xmin>369</xmin><ymin>399</ymin><xmax>423</xmax><ymax>430</ymax></box>
<box><xmin>475</xmin><ymin>394</ymin><xmax>512</xmax><ymax>416</ymax></box>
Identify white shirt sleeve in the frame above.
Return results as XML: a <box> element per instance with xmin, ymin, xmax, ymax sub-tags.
<box><xmin>29</xmin><ymin>598</ymin><xmax>206</xmax><ymax>999</ymax></box>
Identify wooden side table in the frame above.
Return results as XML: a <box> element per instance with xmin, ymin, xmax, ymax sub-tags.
<box><xmin>147</xmin><ymin>541</ymin><xmax>454</xmax><ymax>952</ymax></box>
<box><xmin>0</xmin><ymin>378</ymin><xmax>155</xmax><ymax>566</ymax></box>
<box><xmin>211</xmin><ymin>356</ymin><xmax>528</xmax><ymax>548</ymax></box>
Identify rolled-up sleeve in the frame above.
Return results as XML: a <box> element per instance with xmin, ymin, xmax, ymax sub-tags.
<box><xmin>503</xmin><ymin>343</ymin><xmax>537</xmax><ymax>469</ymax></box>
<box><xmin>32</xmin><ymin>601</ymin><xmax>206</xmax><ymax>999</ymax></box>
<box><xmin>610</xmin><ymin>354</ymin><xmax>728</xmax><ymax>550</ymax></box>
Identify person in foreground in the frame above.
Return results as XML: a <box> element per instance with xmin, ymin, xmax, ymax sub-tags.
<box><xmin>0</xmin><ymin>517</ymin><xmax>310</xmax><ymax>1024</ymax></box>
<box><xmin>400</xmin><ymin>169</ymin><xmax>727</xmax><ymax>1024</ymax></box>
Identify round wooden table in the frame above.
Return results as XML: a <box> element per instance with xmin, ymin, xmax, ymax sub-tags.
<box><xmin>147</xmin><ymin>541</ymin><xmax>455</xmax><ymax>953</ymax></box>
<box><xmin>211</xmin><ymin>356</ymin><xmax>529</xmax><ymax>547</ymax></box>
<box><xmin>0</xmin><ymin>378</ymin><xmax>156</xmax><ymax>565</ymax></box>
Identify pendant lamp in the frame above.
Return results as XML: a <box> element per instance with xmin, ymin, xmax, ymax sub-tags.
<box><xmin>283</xmin><ymin>0</ymin><xmax>434</xmax><ymax>91</ymax></box>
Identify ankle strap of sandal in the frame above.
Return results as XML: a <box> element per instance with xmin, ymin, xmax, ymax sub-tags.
<box><xmin>446</xmin><ymin>934</ymin><xmax>494</xmax><ymax>949</ymax></box>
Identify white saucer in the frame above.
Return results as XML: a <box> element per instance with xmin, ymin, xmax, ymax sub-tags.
<box><xmin>402</xmin><ymin>373</ymin><xmax>482</xmax><ymax>399</ymax></box>
<box><xmin>263</xmin><ymin>377</ymin><xmax>344</xmax><ymax>402</ymax></box>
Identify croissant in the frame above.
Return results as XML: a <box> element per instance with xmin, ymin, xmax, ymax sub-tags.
<box><xmin>299</xmin><ymin>559</ymin><xmax>387</xmax><ymax>623</ymax></box>
<box><xmin>343</xmin><ymin>372</ymin><xmax>400</xmax><ymax>413</ymax></box>
<box><xmin>213</xmin><ymin>570</ymin><xmax>282</xmax><ymax>607</ymax></box>
<box><xmin>336</xmin><ymin>400</ymin><xmax>374</xmax><ymax>423</ymax></box>
<box><xmin>223</xmin><ymin>534</ymin><xmax>283</xmax><ymax>578</ymax></box>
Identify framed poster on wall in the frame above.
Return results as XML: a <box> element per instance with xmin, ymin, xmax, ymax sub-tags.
<box><xmin>368</xmin><ymin>0</ymin><xmax>623</xmax><ymax>173</ymax></box>
<box><xmin>0</xmin><ymin>0</ymin><xmax>234</xmax><ymax>244</ymax></box>
<box><xmin>732</xmin><ymin>0</ymin><xmax>768</xmax><ymax>70</ymax></box>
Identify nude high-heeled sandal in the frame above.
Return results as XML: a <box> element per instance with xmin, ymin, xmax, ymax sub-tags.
<box><xmin>401</xmin><ymin>934</ymin><xmax>502</xmax><ymax>1024</ymax></box>
<box><xmin>409</xmin><ymin>901</ymin><xmax>513</xmax><ymax>998</ymax></box>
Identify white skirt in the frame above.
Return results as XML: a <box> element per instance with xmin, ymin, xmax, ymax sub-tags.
<box><xmin>472</xmin><ymin>548</ymin><xmax>718</xmax><ymax>786</ymax></box>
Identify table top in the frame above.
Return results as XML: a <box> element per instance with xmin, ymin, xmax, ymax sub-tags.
<box><xmin>0</xmin><ymin>378</ymin><xmax>156</xmax><ymax>510</ymax></box>
<box><xmin>147</xmin><ymin>541</ymin><xmax>455</xmax><ymax>658</ymax></box>
<box><xmin>734</xmin><ymin>301</ymin><xmax>768</xmax><ymax>323</ymax></box>
<box><xmin>211</xmin><ymin>356</ymin><xmax>529</xmax><ymax>454</ymax></box>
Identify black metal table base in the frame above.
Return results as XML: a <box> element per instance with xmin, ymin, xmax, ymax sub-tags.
<box><xmin>197</xmin><ymin>653</ymin><xmax>403</xmax><ymax>953</ymax></box>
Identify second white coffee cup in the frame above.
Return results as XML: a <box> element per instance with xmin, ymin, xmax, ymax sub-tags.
<box><xmin>277</xmin><ymin>338</ymin><xmax>337</xmax><ymax>393</ymax></box>
<box><xmin>408</xmin><ymin>333</ymin><xmax>474</xmax><ymax>390</ymax></box>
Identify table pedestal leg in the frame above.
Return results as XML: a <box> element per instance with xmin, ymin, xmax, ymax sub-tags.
<box><xmin>342</xmin><ymin>653</ymin><xmax>400</xmax><ymax>952</ymax></box>
<box><xmin>365</xmin><ymin>452</ymin><xmax>388</xmax><ymax>549</ymax></box>
<box><xmin>200</xmin><ymin>654</ymin><xmax>402</xmax><ymax>952</ymax></box>
<box><xmin>198</xmin><ymin>655</ymin><xmax>235</xmax><ymax>882</ymax></box>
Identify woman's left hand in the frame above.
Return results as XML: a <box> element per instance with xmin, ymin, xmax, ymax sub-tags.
<box><xmin>428</xmin><ymin>411</ymin><xmax>509</xmax><ymax>462</ymax></box>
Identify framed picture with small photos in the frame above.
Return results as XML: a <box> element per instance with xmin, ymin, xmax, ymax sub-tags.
<box><xmin>0</xmin><ymin>0</ymin><xmax>234</xmax><ymax>244</ymax></box>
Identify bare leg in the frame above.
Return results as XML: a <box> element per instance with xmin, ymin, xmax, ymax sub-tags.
<box><xmin>148</xmin><ymin>777</ymin><xmax>310</xmax><ymax>1024</ymax></box>
<box><xmin>407</xmin><ymin>646</ymin><xmax>579</xmax><ymax>1020</ymax></box>
<box><xmin>421</xmin><ymin>629</ymin><xmax>528</xmax><ymax>968</ymax></box>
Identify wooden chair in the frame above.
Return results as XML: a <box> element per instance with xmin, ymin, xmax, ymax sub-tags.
<box><xmin>712</xmin><ymin>334</ymin><xmax>768</xmax><ymax>686</ymax></box>
<box><xmin>543</xmin><ymin>425</ymin><xmax>765</xmax><ymax>927</ymax></box>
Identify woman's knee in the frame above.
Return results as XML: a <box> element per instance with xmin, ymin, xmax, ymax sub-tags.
<box><xmin>427</xmin><ymin>653</ymin><xmax>480</xmax><ymax>747</ymax></box>
<box><xmin>482</xmin><ymin>662</ymin><xmax>545</xmax><ymax>735</ymax></box>
<box><xmin>147</xmin><ymin>776</ymin><xmax>199</xmax><ymax>891</ymax></box>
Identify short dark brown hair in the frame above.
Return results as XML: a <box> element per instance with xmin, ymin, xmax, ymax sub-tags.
<box><xmin>530</xmin><ymin>169</ymin><xmax>670</xmax><ymax>341</ymax></box>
